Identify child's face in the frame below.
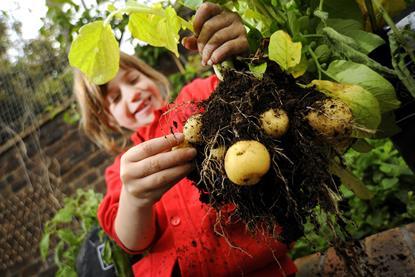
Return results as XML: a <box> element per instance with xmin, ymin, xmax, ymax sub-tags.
<box><xmin>105</xmin><ymin>68</ymin><xmax>165</xmax><ymax>131</ymax></box>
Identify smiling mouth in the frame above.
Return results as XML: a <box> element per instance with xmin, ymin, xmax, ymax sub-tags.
<box><xmin>134</xmin><ymin>96</ymin><xmax>152</xmax><ymax>115</ymax></box>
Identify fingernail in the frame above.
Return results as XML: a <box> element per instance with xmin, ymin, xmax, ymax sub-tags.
<box><xmin>201</xmin><ymin>60</ymin><xmax>206</xmax><ymax>66</ymax></box>
<box><xmin>207</xmin><ymin>59</ymin><xmax>213</xmax><ymax>66</ymax></box>
<box><xmin>181</xmin><ymin>37</ymin><xmax>187</xmax><ymax>45</ymax></box>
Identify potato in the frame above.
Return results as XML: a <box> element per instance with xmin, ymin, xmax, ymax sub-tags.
<box><xmin>224</xmin><ymin>140</ymin><xmax>271</xmax><ymax>186</ymax></box>
<box><xmin>210</xmin><ymin>146</ymin><xmax>226</xmax><ymax>160</ymax></box>
<box><xmin>183</xmin><ymin>114</ymin><xmax>202</xmax><ymax>143</ymax></box>
<box><xmin>260</xmin><ymin>108</ymin><xmax>289</xmax><ymax>138</ymax></box>
<box><xmin>306</xmin><ymin>98</ymin><xmax>353</xmax><ymax>139</ymax></box>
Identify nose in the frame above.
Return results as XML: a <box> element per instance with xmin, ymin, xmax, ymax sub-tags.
<box><xmin>120</xmin><ymin>85</ymin><xmax>142</xmax><ymax>113</ymax></box>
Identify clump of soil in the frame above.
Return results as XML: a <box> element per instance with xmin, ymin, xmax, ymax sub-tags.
<box><xmin>187</xmin><ymin>61</ymin><xmax>345</xmax><ymax>244</ymax></box>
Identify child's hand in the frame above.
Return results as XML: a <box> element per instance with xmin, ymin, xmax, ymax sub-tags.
<box><xmin>182</xmin><ymin>2</ymin><xmax>249</xmax><ymax>66</ymax></box>
<box><xmin>120</xmin><ymin>133</ymin><xmax>197</xmax><ymax>207</ymax></box>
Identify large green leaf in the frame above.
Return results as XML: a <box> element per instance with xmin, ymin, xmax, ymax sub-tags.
<box><xmin>325</xmin><ymin>19</ymin><xmax>384</xmax><ymax>54</ymax></box>
<box><xmin>311</xmin><ymin>80</ymin><xmax>381</xmax><ymax>137</ymax></box>
<box><xmin>269</xmin><ymin>30</ymin><xmax>301</xmax><ymax>71</ymax></box>
<box><xmin>326</xmin><ymin>60</ymin><xmax>400</xmax><ymax>112</ymax></box>
<box><xmin>128</xmin><ymin>6</ymin><xmax>184</xmax><ymax>57</ymax></box>
<box><xmin>68</xmin><ymin>21</ymin><xmax>119</xmax><ymax>85</ymax></box>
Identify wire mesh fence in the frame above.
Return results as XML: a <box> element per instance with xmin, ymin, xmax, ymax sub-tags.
<box><xmin>0</xmin><ymin>35</ymin><xmax>77</xmax><ymax>273</ymax></box>
<box><xmin>0</xmin><ymin>50</ymin><xmax>73</xmax><ymax>147</ymax></box>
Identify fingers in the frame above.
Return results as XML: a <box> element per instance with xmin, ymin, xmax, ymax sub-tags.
<box><xmin>207</xmin><ymin>35</ymin><xmax>249</xmax><ymax>65</ymax></box>
<box><xmin>187</xmin><ymin>2</ymin><xmax>248</xmax><ymax>65</ymax></box>
<box><xmin>193</xmin><ymin>2</ymin><xmax>223</xmax><ymax>36</ymax></box>
<box><xmin>123</xmin><ymin>133</ymin><xmax>184</xmax><ymax>162</ymax></box>
<box><xmin>182</xmin><ymin>36</ymin><xmax>198</xmax><ymax>51</ymax></box>
<box><xmin>126</xmin><ymin>147</ymin><xmax>197</xmax><ymax>179</ymax></box>
<box><xmin>202</xmin><ymin>24</ymin><xmax>249</xmax><ymax>65</ymax></box>
<box><xmin>125</xmin><ymin>163</ymin><xmax>195</xmax><ymax>199</ymax></box>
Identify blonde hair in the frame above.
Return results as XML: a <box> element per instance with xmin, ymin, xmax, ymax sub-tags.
<box><xmin>73</xmin><ymin>52</ymin><xmax>171</xmax><ymax>153</ymax></box>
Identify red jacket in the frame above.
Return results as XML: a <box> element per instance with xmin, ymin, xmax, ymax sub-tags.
<box><xmin>98</xmin><ymin>76</ymin><xmax>297</xmax><ymax>277</ymax></box>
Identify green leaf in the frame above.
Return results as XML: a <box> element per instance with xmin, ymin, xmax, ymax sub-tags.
<box><xmin>269</xmin><ymin>30</ymin><xmax>302</xmax><ymax>71</ymax></box>
<box><xmin>57</xmin><ymin>229</ymin><xmax>78</xmax><ymax>244</ymax></box>
<box><xmin>249</xmin><ymin>62</ymin><xmax>267</xmax><ymax>79</ymax></box>
<box><xmin>247</xmin><ymin>28</ymin><xmax>262</xmax><ymax>53</ymax></box>
<box><xmin>346</xmin><ymin>30</ymin><xmax>384</xmax><ymax>54</ymax></box>
<box><xmin>330</xmin><ymin>161</ymin><xmax>373</xmax><ymax>200</ymax></box>
<box><xmin>381</xmin><ymin>177</ymin><xmax>399</xmax><ymax>189</ymax></box>
<box><xmin>128</xmin><ymin>6</ymin><xmax>185</xmax><ymax>57</ymax></box>
<box><xmin>325</xmin><ymin>19</ymin><xmax>384</xmax><ymax>54</ymax></box>
<box><xmin>324</xmin><ymin>0</ymin><xmax>363</xmax><ymax>23</ymax></box>
<box><xmin>180</xmin><ymin>0</ymin><xmax>202</xmax><ymax>10</ymax></box>
<box><xmin>69</xmin><ymin>21</ymin><xmax>119</xmax><ymax>85</ymax></box>
<box><xmin>352</xmin><ymin>139</ymin><xmax>373</xmax><ymax>153</ymax></box>
<box><xmin>326</xmin><ymin>60</ymin><xmax>400</xmax><ymax>113</ymax></box>
<box><xmin>52</xmin><ymin>208</ymin><xmax>73</xmax><ymax>223</ymax></box>
<box><xmin>373</xmin><ymin>112</ymin><xmax>401</xmax><ymax>138</ymax></box>
<box><xmin>311</xmin><ymin>80</ymin><xmax>381</xmax><ymax>137</ymax></box>
<box><xmin>288</xmin><ymin>54</ymin><xmax>308</xmax><ymax>78</ymax></box>
<box><xmin>40</xmin><ymin>233</ymin><xmax>50</xmax><ymax>260</ymax></box>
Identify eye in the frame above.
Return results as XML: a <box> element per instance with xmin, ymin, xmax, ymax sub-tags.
<box><xmin>108</xmin><ymin>91</ymin><xmax>121</xmax><ymax>103</ymax></box>
<box><xmin>128</xmin><ymin>74</ymin><xmax>140</xmax><ymax>84</ymax></box>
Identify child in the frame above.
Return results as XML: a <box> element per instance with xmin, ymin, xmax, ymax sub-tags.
<box><xmin>74</xmin><ymin>3</ymin><xmax>297</xmax><ymax>276</ymax></box>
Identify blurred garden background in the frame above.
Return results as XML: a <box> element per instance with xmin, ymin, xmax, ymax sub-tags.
<box><xmin>0</xmin><ymin>0</ymin><xmax>414</xmax><ymax>276</ymax></box>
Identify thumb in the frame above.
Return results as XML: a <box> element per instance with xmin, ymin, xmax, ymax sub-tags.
<box><xmin>182</xmin><ymin>36</ymin><xmax>198</xmax><ymax>51</ymax></box>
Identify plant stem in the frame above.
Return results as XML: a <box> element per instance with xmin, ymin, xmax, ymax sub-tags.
<box><xmin>308</xmin><ymin>46</ymin><xmax>337</xmax><ymax>81</ymax></box>
<box><xmin>308</xmin><ymin>46</ymin><xmax>322</xmax><ymax>80</ymax></box>
<box><xmin>301</xmin><ymin>34</ymin><xmax>324</xmax><ymax>38</ymax></box>
<box><xmin>319</xmin><ymin>0</ymin><xmax>324</xmax><ymax>11</ymax></box>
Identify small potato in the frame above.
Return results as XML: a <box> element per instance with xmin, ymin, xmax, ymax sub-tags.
<box><xmin>210</xmin><ymin>146</ymin><xmax>226</xmax><ymax>160</ymax></box>
<box><xmin>306</xmin><ymin>99</ymin><xmax>353</xmax><ymax>139</ymax></box>
<box><xmin>260</xmin><ymin>108</ymin><xmax>289</xmax><ymax>138</ymax></box>
<box><xmin>224</xmin><ymin>140</ymin><xmax>271</xmax><ymax>186</ymax></box>
<box><xmin>183</xmin><ymin>114</ymin><xmax>202</xmax><ymax>143</ymax></box>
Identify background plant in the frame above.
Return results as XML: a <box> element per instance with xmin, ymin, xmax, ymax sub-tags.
<box><xmin>291</xmin><ymin>139</ymin><xmax>415</xmax><ymax>258</ymax></box>
<box><xmin>39</xmin><ymin>189</ymin><xmax>132</xmax><ymax>276</ymax></box>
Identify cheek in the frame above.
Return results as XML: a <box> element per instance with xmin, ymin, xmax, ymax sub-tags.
<box><xmin>109</xmin><ymin>105</ymin><xmax>125</xmax><ymax>123</ymax></box>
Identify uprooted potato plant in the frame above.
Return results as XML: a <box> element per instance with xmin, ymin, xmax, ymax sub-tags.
<box><xmin>184</xmin><ymin>62</ymin><xmax>355</xmax><ymax>243</ymax></box>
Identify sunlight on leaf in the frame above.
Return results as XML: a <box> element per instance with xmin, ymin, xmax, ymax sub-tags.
<box><xmin>128</xmin><ymin>5</ymin><xmax>188</xmax><ymax>57</ymax></box>
<box><xmin>269</xmin><ymin>30</ymin><xmax>301</xmax><ymax>71</ymax></box>
<box><xmin>68</xmin><ymin>21</ymin><xmax>119</xmax><ymax>85</ymax></box>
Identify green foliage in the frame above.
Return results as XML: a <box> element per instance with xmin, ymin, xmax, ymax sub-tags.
<box><xmin>326</xmin><ymin>60</ymin><xmax>401</xmax><ymax>113</ymax></box>
<box><xmin>40</xmin><ymin>189</ymin><xmax>132</xmax><ymax>276</ymax></box>
<box><xmin>291</xmin><ymin>139</ymin><xmax>415</xmax><ymax>258</ymax></box>
<box><xmin>68</xmin><ymin>2</ymin><xmax>192</xmax><ymax>84</ymax></box>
